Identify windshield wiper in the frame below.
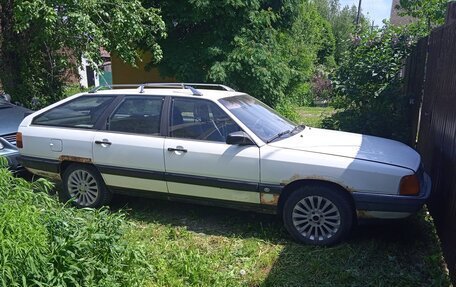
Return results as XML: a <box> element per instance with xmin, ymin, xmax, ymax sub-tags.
<box><xmin>266</xmin><ymin>129</ymin><xmax>292</xmax><ymax>143</ymax></box>
<box><xmin>266</xmin><ymin>125</ymin><xmax>306</xmax><ymax>144</ymax></box>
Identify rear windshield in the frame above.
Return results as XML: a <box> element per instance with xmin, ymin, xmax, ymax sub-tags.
<box><xmin>33</xmin><ymin>96</ymin><xmax>114</xmax><ymax>128</ymax></box>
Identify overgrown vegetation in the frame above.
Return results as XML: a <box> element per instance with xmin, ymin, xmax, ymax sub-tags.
<box><xmin>398</xmin><ymin>0</ymin><xmax>449</xmax><ymax>28</ymax></box>
<box><xmin>152</xmin><ymin>0</ymin><xmax>336</xmax><ymax>110</ymax></box>
<box><xmin>0</xmin><ymin>0</ymin><xmax>165</xmax><ymax>108</ymax></box>
<box><xmin>0</xmin><ymin>0</ymin><xmax>360</xmax><ymax>112</ymax></box>
<box><xmin>322</xmin><ymin>0</ymin><xmax>449</xmax><ymax>142</ymax></box>
<box><xmin>112</xmin><ymin>194</ymin><xmax>450</xmax><ymax>286</ymax></box>
<box><xmin>322</xmin><ymin>24</ymin><xmax>423</xmax><ymax>142</ymax></box>
<box><xmin>0</xmin><ymin>158</ymin><xmax>151</xmax><ymax>286</ymax></box>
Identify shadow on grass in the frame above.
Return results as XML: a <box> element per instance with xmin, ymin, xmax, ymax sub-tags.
<box><xmin>111</xmin><ymin>194</ymin><xmax>450</xmax><ymax>286</ymax></box>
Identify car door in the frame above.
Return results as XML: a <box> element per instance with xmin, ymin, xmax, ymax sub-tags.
<box><xmin>92</xmin><ymin>95</ymin><xmax>168</xmax><ymax>193</ymax></box>
<box><xmin>164</xmin><ymin>97</ymin><xmax>260</xmax><ymax>204</ymax></box>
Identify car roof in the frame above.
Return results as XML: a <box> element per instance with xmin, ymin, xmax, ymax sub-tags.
<box><xmin>85</xmin><ymin>83</ymin><xmax>246</xmax><ymax>101</ymax></box>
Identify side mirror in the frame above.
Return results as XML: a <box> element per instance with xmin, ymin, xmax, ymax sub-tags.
<box><xmin>2</xmin><ymin>93</ymin><xmax>11</xmax><ymax>102</ymax></box>
<box><xmin>226</xmin><ymin>131</ymin><xmax>255</xmax><ymax>146</ymax></box>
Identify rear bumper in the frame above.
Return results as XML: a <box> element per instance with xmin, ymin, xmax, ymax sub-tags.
<box><xmin>353</xmin><ymin>172</ymin><xmax>431</xmax><ymax>216</ymax></box>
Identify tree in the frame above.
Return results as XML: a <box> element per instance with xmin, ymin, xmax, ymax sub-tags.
<box><xmin>324</xmin><ymin>24</ymin><xmax>422</xmax><ymax>141</ymax></box>
<box><xmin>0</xmin><ymin>0</ymin><xmax>166</xmax><ymax>107</ymax></box>
<box><xmin>315</xmin><ymin>0</ymin><xmax>368</xmax><ymax>65</ymax></box>
<box><xmin>151</xmin><ymin>0</ymin><xmax>334</xmax><ymax>111</ymax></box>
<box><xmin>398</xmin><ymin>0</ymin><xmax>448</xmax><ymax>28</ymax></box>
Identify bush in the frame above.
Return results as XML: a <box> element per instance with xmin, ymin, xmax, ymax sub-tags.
<box><xmin>0</xmin><ymin>161</ymin><xmax>151</xmax><ymax>287</ymax></box>
<box><xmin>324</xmin><ymin>24</ymin><xmax>424</xmax><ymax>142</ymax></box>
<box><xmin>275</xmin><ymin>100</ymin><xmax>299</xmax><ymax>122</ymax></box>
<box><xmin>155</xmin><ymin>0</ymin><xmax>335</xmax><ymax>109</ymax></box>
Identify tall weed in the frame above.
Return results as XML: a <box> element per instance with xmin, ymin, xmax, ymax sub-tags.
<box><xmin>0</xmin><ymin>166</ymin><xmax>151</xmax><ymax>286</ymax></box>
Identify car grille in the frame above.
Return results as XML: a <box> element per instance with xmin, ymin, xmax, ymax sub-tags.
<box><xmin>2</xmin><ymin>133</ymin><xmax>17</xmax><ymax>145</ymax></box>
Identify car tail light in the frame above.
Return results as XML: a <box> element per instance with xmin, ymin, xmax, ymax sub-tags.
<box><xmin>16</xmin><ymin>132</ymin><xmax>23</xmax><ymax>148</ymax></box>
<box><xmin>399</xmin><ymin>174</ymin><xmax>420</xmax><ymax>196</ymax></box>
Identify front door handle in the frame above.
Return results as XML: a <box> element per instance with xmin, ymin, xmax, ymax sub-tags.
<box><xmin>95</xmin><ymin>140</ymin><xmax>112</xmax><ymax>145</ymax></box>
<box><xmin>168</xmin><ymin>147</ymin><xmax>187</xmax><ymax>153</ymax></box>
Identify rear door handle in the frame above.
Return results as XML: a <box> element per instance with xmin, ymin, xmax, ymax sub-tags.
<box><xmin>168</xmin><ymin>147</ymin><xmax>187</xmax><ymax>153</ymax></box>
<box><xmin>95</xmin><ymin>140</ymin><xmax>112</xmax><ymax>145</ymax></box>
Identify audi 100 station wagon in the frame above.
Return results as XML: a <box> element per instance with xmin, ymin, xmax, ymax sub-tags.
<box><xmin>17</xmin><ymin>83</ymin><xmax>431</xmax><ymax>245</ymax></box>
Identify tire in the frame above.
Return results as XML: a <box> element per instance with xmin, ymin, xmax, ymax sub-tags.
<box><xmin>61</xmin><ymin>164</ymin><xmax>112</xmax><ymax>208</ymax></box>
<box><xmin>283</xmin><ymin>184</ymin><xmax>354</xmax><ymax>246</ymax></box>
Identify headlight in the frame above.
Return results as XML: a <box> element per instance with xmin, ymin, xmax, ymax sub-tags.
<box><xmin>0</xmin><ymin>141</ymin><xmax>4</xmax><ymax>150</ymax></box>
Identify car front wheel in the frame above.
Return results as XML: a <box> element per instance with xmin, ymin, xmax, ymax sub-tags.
<box><xmin>61</xmin><ymin>164</ymin><xmax>111</xmax><ymax>208</ymax></box>
<box><xmin>283</xmin><ymin>185</ymin><xmax>354</xmax><ymax>245</ymax></box>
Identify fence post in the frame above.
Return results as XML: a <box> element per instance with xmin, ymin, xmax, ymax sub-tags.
<box><xmin>446</xmin><ymin>1</ymin><xmax>456</xmax><ymax>25</ymax></box>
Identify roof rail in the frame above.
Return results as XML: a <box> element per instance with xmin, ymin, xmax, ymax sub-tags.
<box><xmin>180</xmin><ymin>83</ymin><xmax>235</xmax><ymax>92</ymax></box>
<box><xmin>88</xmin><ymin>84</ymin><xmax>142</xmax><ymax>93</ymax></box>
<box><xmin>89</xmin><ymin>82</ymin><xmax>236</xmax><ymax>96</ymax></box>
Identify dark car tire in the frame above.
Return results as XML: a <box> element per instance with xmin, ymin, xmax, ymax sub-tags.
<box><xmin>283</xmin><ymin>184</ymin><xmax>354</xmax><ymax>246</ymax></box>
<box><xmin>61</xmin><ymin>164</ymin><xmax>111</xmax><ymax>208</ymax></box>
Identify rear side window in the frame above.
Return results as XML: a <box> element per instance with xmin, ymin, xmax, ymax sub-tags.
<box><xmin>33</xmin><ymin>96</ymin><xmax>114</xmax><ymax>128</ymax></box>
<box><xmin>107</xmin><ymin>97</ymin><xmax>163</xmax><ymax>135</ymax></box>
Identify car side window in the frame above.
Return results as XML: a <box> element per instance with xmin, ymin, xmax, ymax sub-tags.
<box><xmin>108</xmin><ymin>96</ymin><xmax>163</xmax><ymax>135</ymax></box>
<box><xmin>33</xmin><ymin>96</ymin><xmax>114</xmax><ymax>128</ymax></box>
<box><xmin>170</xmin><ymin>98</ymin><xmax>241</xmax><ymax>142</ymax></box>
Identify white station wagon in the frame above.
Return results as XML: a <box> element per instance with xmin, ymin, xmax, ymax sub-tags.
<box><xmin>17</xmin><ymin>83</ymin><xmax>431</xmax><ymax>245</ymax></box>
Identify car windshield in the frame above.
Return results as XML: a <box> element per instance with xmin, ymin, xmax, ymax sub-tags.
<box><xmin>219</xmin><ymin>94</ymin><xmax>300</xmax><ymax>142</ymax></box>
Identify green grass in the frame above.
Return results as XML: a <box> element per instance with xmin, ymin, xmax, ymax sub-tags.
<box><xmin>112</xmin><ymin>196</ymin><xmax>450</xmax><ymax>287</ymax></box>
<box><xmin>295</xmin><ymin>106</ymin><xmax>334</xmax><ymax>128</ymax></box>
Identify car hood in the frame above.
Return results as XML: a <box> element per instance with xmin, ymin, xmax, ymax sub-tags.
<box><xmin>269</xmin><ymin>127</ymin><xmax>421</xmax><ymax>172</ymax></box>
<box><xmin>0</xmin><ymin>105</ymin><xmax>32</xmax><ymax>136</ymax></box>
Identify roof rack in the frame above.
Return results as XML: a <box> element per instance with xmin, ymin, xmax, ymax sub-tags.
<box><xmin>88</xmin><ymin>84</ymin><xmax>141</xmax><ymax>93</ymax></box>
<box><xmin>89</xmin><ymin>83</ymin><xmax>235</xmax><ymax>96</ymax></box>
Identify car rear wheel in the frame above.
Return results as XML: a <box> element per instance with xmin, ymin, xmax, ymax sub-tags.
<box><xmin>283</xmin><ymin>184</ymin><xmax>354</xmax><ymax>245</ymax></box>
<box><xmin>61</xmin><ymin>164</ymin><xmax>111</xmax><ymax>208</ymax></box>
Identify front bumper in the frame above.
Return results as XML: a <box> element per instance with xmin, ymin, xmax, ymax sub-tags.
<box><xmin>0</xmin><ymin>148</ymin><xmax>23</xmax><ymax>171</ymax></box>
<box><xmin>352</xmin><ymin>172</ymin><xmax>431</xmax><ymax>214</ymax></box>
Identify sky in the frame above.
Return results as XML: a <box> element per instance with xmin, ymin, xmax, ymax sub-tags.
<box><xmin>340</xmin><ymin>0</ymin><xmax>393</xmax><ymax>27</ymax></box>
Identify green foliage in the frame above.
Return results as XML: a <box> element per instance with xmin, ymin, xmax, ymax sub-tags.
<box><xmin>0</xmin><ymin>166</ymin><xmax>151</xmax><ymax>286</ymax></box>
<box><xmin>64</xmin><ymin>84</ymin><xmax>90</xmax><ymax>98</ymax></box>
<box><xmin>275</xmin><ymin>100</ymin><xmax>299</xmax><ymax>122</ymax></box>
<box><xmin>324</xmin><ymin>24</ymin><xmax>423</xmax><ymax>141</ymax></box>
<box><xmin>0</xmin><ymin>0</ymin><xmax>166</xmax><ymax>108</ymax></box>
<box><xmin>398</xmin><ymin>0</ymin><xmax>449</xmax><ymax>28</ymax></box>
<box><xmin>315</xmin><ymin>0</ymin><xmax>366</xmax><ymax>65</ymax></box>
<box><xmin>154</xmin><ymin>0</ymin><xmax>334</xmax><ymax>108</ymax></box>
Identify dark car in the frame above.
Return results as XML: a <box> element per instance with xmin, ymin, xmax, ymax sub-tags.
<box><xmin>0</xmin><ymin>94</ymin><xmax>32</xmax><ymax>171</ymax></box>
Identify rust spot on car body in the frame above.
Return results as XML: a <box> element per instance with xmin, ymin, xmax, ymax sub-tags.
<box><xmin>280</xmin><ymin>174</ymin><xmax>357</xmax><ymax>193</ymax></box>
<box><xmin>59</xmin><ymin>155</ymin><xmax>92</xmax><ymax>163</ymax></box>
<box><xmin>356</xmin><ymin>210</ymin><xmax>375</xmax><ymax>219</ymax></box>
<box><xmin>26</xmin><ymin>167</ymin><xmax>61</xmax><ymax>181</ymax></box>
<box><xmin>260</xmin><ymin>193</ymin><xmax>279</xmax><ymax>206</ymax></box>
